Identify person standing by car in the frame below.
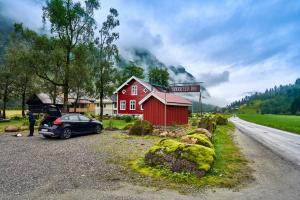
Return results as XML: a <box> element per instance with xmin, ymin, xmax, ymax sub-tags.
<box><xmin>27</xmin><ymin>110</ymin><xmax>35</xmax><ymax>137</ymax></box>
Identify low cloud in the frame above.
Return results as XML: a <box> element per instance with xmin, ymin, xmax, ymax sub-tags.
<box><xmin>198</xmin><ymin>71</ymin><xmax>229</xmax><ymax>88</ymax></box>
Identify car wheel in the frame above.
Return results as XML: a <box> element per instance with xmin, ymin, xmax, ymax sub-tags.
<box><xmin>61</xmin><ymin>128</ymin><xmax>72</xmax><ymax>139</ymax></box>
<box><xmin>96</xmin><ymin>125</ymin><xmax>102</xmax><ymax>134</ymax></box>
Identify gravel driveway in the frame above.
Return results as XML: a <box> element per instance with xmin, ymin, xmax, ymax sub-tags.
<box><xmin>1</xmin><ymin>128</ymin><xmax>300</xmax><ymax>200</ymax></box>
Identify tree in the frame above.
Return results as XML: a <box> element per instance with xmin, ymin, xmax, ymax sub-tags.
<box><xmin>291</xmin><ymin>97</ymin><xmax>300</xmax><ymax>115</ymax></box>
<box><xmin>148</xmin><ymin>67</ymin><xmax>169</xmax><ymax>89</ymax></box>
<box><xmin>117</xmin><ymin>62</ymin><xmax>144</xmax><ymax>85</ymax></box>
<box><xmin>10</xmin><ymin>24</ymin><xmax>37</xmax><ymax>116</ymax></box>
<box><xmin>0</xmin><ymin>45</ymin><xmax>16</xmax><ymax>119</ymax></box>
<box><xmin>94</xmin><ymin>8</ymin><xmax>119</xmax><ymax>120</ymax></box>
<box><xmin>42</xmin><ymin>0</ymin><xmax>100</xmax><ymax>112</ymax></box>
<box><xmin>70</xmin><ymin>44</ymin><xmax>94</xmax><ymax>112</ymax></box>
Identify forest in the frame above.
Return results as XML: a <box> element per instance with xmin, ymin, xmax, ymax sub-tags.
<box><xmin>229</xmin><ymin>79</ymin><xmax>300</xmax><ymax>115</ymax></box>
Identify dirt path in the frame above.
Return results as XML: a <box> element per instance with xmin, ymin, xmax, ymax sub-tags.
<box><xmin>203</xmin><ymin>129</ymin><xmax>300</xmax><ymax>200</ymax></box>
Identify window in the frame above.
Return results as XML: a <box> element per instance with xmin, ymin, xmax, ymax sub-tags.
<box><xmin>122</xmin><ymin>89</ymin><xmax>126</xmax><ymax>94</ymax></box>
<box><xmin>130</xmin><ymin>100</ymin><xmax>136</xmax><ymax>110</ymax></box>
<box><xmin>69</xmin><ymin>115</ymin><xmax>79</xmax><ymax>121</ymax></box>
<box><xmin>131</xmin><ymin>85</ymin><xmax>137</xmax><ymax>95</ymax></box>
<box><xmin>113</xmin><ymin>103</ymin><xmax>117</xmax><ymax>109</ymax></box>
<box><xmin>103</xmin><ymin>103</ymin><xmax>106</xmax><ymax>108</ymax></box>
<box><xmin>140</xmin><ymin>105</ymin><xmax>144</xmax><ymax>110</ymax></box>
<box><xmin>143</xmin><ymin>88</ymin><xmax>148</xmax><ymax>93</ymax></box>
<box><xmin>120</xmin><ymin>100</ymin><xmax>126</xmax><ymax>110</ymax></box>
<box><xmin>79</xmin><ymin>115</ymin><xmax>90</xmax><ymax>121</ymax></box>
<box><xmin>96</xmin><ymin>103</ymin><xmax>100</xmax><ymax>107</ymax></box>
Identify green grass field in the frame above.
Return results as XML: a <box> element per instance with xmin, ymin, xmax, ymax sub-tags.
<box><xmin>3</xmin><ymin>110</ymin><xmax>23</xmax><ymax>118</ymax></box>
<box><xmin>238</xmin><ymin>114</ymin><xmax>300</xmax><ymax>135</ymax></box>
<box><xmin>102</xmin><ymin>119</ymin><xmax>132</xmax><ymax>129</ymax></box>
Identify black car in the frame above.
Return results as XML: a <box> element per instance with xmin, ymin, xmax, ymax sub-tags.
<box><xmin>39</xmin><ymin>114</ymin><xmax>103</xmax><ymax>139</ymax></box>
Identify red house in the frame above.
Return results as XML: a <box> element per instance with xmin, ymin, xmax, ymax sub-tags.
<box><xmin>114</xmin><ymin>76</ymin><xmax>157</xmax><ymax>117</ymax></box>
<box><xmin>139</xmin><ymin>91</ymin><xmax>192</xmax><ymax>126</ymax></box>
<box><xmin>115</xmin><ymin>76</ymin><xmax>192</xmax><ymax>125</ymax></box>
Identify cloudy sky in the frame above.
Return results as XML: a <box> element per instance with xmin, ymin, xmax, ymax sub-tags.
<box><xmin>1</xmin><ymin>0</ymin><xmax>300</xmax><ymax>106</ymax></box>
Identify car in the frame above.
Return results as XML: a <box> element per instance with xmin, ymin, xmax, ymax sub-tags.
<box><xmin>39</xmin><ymin>113</ymin><xmax>103</xmax><ymax>139</ymax></box>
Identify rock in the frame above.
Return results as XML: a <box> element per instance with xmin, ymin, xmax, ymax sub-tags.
<box><xmin>5</xmin><ymin>125</ymin><xmax>20</xmax><ymax>132</ymax></box>
<box><xmin>187</xmin><ymin>128</ymin><xmax>212</xmax><ymax>140</ymax></box>
<box><xmin>180</xmin><ymin>136</ymin><xmax>197</xmax><ymax>144</ymax></box>
<box><xmin>20</xmin><ymin>126</ymin><xmax>28</xmax><ymax>131</ymax></box>
<box><xmin>198</xmin><ymin>116</ymin><xmax>217</xmax><ymax>133</ymax></box>
<box><xmin>159</xmin><ymin>131</ymin><xmax>168</xmax><ymax>137</ymax></box>
<box><xmin>184</xmin><ymin>134</ymin><xmax>214</xmax><ymax>148</ymax></box>
<box><xmin>145</xmin><ymin>139</ymin><xmax>215</xmax><ymax>176</ymax></box>
<box><xmin>215</xmin><ymin>114</ymin><xmax>228</xmax><ymax>125</ymax></box>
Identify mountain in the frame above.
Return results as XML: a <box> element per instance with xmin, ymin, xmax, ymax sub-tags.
<box><xmin>118</xmin><ymin>48</ymin><xmax>196</xmax><ymax>83</ymax></box>
<box><xmin>229</xmin><ymin>79</ymin><xmax>300</xmax><ymax>114</ymax></box>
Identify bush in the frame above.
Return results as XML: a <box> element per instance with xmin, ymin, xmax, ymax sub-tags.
<box><xmin>123</xmin><ymin>123</ymin><xmax>133</xmax><ymax>130</ymax></box>
<box><xmin>123</xmin><ymin>115</ymin><xmax>134</xmax><ymax>123</ymax></box>
<box><xmin>129</xmin><ymin>120</ymin><xmax>153</xmax><ymax>135</ymax></box>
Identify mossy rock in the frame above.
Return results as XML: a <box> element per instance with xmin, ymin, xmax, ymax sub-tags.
<box><xmin>129</xmin><ymin>120</ymin><xmax>153</xmax><ymax>135</ymax></box>
<box><xmin>198</xmin><ymin>116</ymin><xmax>217</xmax><ymax>133</ymax></box>
<box><xmin>145</xmin><ymin>139</ymin><xmax>215</xmax><ymax>176</ymax></box>
<box><xmin>215</xmin><ymin>114</ymin><xmax>228</xmax><ymax>125</ymax></box>
<box><xmin>186</xmin><ymin>128</ymin><xmax>212</xmax><ymax>140</ymax></box>
<box><xmin>184</xmin><ymin>134</ymin><xmax>213</xmax><ymax>148</ymax></box>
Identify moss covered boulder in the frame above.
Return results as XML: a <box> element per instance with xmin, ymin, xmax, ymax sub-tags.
<box><xmin>215</xmin><ymin>114</ymin><xmax>228</xmax><ymax>125</ymax></box>
<box><xmin>145</xmin><ymin>139</ymin><xmax>215</xmax><ymax>177</ymax></box>
<box><xmin>187</xmin><ymin>128</ymin><xmax>212</xmax><ymax>140</ymax></box>
<box><xmin>198</xmin><ymin>116</ymin><xmax>217</xmax><ymax>133</ymax></box>
<box><xmin>129</xmin><ymin>120</ymin><xmax>153</xmax><ymax>135</ymax></box>
<box><xmin>182</xmin><ymin>133</ymin><xmax>213</xmax><ymax>148</ymax></box>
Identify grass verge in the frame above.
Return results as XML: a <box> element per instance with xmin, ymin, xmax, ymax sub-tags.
<box><xmin>238</xmin><ymin>114</ymin><xmax>300</xmax><ymax>135</ymax></box>
<box><xmin>102</xmin><ymin>119</ymin><xmax>133</xmax><ymax>129</ymax></box>
<box><xmin>129</xmin><ymin>123</ymin><xmax>253</xmax><ymax>189</ymax></box>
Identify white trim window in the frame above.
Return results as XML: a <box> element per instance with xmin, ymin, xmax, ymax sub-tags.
<box><xmin>120</xmin><ymin>100</ymin><xmax>126</xmax><ymax>110</ymax></box>
<box><xmin>140</xmin><ymin>105</ymin><xmax>144</xmax><ymax>110</ymax></box>
<box><xmin>130</xmin><ymin>100</ymin><xmax>136</xmax><ymax>110</ymax></box>
<box><xmin>131</xmin><ymin>85</ymin><xmax>138</xmax><ymax>95</ymax></box>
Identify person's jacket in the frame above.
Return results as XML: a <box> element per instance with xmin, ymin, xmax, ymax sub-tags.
<box><xmin>27</xmin><ymin>112</ymin><xmax>35</xmax><ymax>123</ymax></box>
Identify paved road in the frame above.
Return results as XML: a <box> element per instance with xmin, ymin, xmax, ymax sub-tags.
<box><xmin>230</xmin><ymin>117</ymin><xmax>300</xmax><ymax>167</ymax></box>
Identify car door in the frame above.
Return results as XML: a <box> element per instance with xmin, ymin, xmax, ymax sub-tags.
<box><xmin>78</xmin><ymin>115</ymin><xmax>92</xmax><ymax>133</ymax></box>
<box><xmin>67</xmin><ymin>115</ymin><xmax>81</xmax><ymax>134</ymax></box>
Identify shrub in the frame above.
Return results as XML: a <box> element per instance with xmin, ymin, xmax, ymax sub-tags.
<box><xmin>123</xmin><ymin>115</ymin><xmax>134</xmax><ymax>123</ymax></box>
<box><xmin>123</xmin><ymin>123</ymin><xmax>133</xmax><ymax>130</ymax></box>
<box><xmin>129</xmin><ymin>120</ymin><xmax>153</xmax><ymax>135</ymax></box>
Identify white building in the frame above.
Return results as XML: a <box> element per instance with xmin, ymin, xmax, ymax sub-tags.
<box><xmin>94</xmin><ymin>95</ymin><xmax>117</xmax><ymax>116</ymax></box>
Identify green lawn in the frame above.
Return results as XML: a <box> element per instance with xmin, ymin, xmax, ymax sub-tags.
<box><xmin>4</xmin><ymin>110</ymin><xmax>23</xmax><ymax>118</ymax></box>
<box><xmin>238</xmin><ymin>114</ymin><xmax>300</xmax><ymax>135</ymax></box>
<box><xmin>102</xmin><ymin>119</ymin><xmax>132</xmax><ymax>129</ymax></box>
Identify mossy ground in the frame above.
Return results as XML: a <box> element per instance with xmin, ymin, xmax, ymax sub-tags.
<box><xmin>129</xmin><ymin>123</ymin><xmax>254</xmax><ymax>189</ymax></box>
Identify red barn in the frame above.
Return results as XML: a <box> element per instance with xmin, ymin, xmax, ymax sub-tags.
<box><xmin>139</xmin><ymin>91</ymin><xmax>192</xmax><ymax>126</ymax></box>
<box><xmin>114</xmin><ymin>76</ymin><xmax>157</xmax><ymax>117</ymax></box>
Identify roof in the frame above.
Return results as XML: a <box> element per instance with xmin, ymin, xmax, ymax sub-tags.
<box><xmin>37</xmin><ymin>93</ymin><xmax>64</xmax><ymax>105</ymax></box>
<box><xmin>35</xmin><ymin>93</ymin><xmax>93</xmax><ymax>105</ymax></box>
<box><xmin>139</xmin><ymin>91</ymin><xmax>192</xmax><ymax>106</ymax></box>
<box><xmin>114</xmin><ymin>76</ymin><xmax>157</xmax><ymax>94</ymax></box>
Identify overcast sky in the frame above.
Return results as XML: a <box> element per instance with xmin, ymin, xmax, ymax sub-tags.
<box><xmin>1</xmin><ymin>0</ymin><xmax>300</xmax><ymax>106</ymax></box>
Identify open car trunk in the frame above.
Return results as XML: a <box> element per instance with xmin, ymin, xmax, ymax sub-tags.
<box><xmin>40</xmin><ymin>105</ymin><xmax>62</xmax><ymax>126</ymax></box>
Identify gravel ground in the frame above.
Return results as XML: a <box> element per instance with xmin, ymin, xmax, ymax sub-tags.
<box><xmin>1</xmin><ymin>128</ymin><xmax>300</xmax><ymax>200</ymax></box>
<box><xmin>0</xmin><ymin>131</ymin><xmax>161</xmax><ymax>200</ymax></box>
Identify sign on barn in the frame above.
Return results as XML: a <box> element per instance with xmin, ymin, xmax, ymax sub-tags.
<box><xmin>169</xmin><ymin>85</ymin><xmax>200</xmax><ymax>93</ymax></box>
